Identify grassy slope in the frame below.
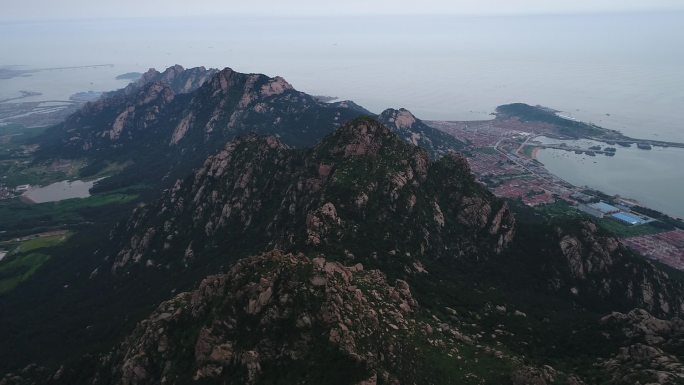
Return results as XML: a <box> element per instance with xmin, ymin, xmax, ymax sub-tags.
<box><xmin>0</xmin><ymin>234</ymin><xmax>70</xmax><ymax>294</ymax></box>
<box><xmin>0</xmin><ymin>193</ymin><xmax>138</xmax><ymax>240</ymax></box>
<box><xmin>534</xmin><ymin>200</ymin><xmax>666</xmax><ymax>238</ymax></box>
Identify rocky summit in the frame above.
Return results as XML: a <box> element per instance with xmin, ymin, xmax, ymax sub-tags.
<box><xmin>377</xmin><ymin>108</ymin><xmax>465</xmax><ymax>159</ymax></box>
<box><xmin>2</xmin><ymin>66</ymin><xmax>684</xmax><ymax>385</ymax></box>
<box><xmin>35</xmin><ymin>66</ymin><xmax>371</xmax><ymax>191</ymax></box>
<box><xmin>107</xmin><ymin>118</ymin><xmax>513</xmax><ymax>279</ymax></box>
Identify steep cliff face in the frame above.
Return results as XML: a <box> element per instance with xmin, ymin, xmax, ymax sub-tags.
<box><xmin>108</xmin><ymin>118</ymin><xmax>513</xmax><ymax>275</ymax></box>
<box><xmin>548</xmin><ymin>221</ymin><xmax>684</xmax><ymax>318</ymax></box>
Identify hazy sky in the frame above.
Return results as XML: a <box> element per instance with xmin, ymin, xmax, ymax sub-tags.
<box><xmin>2</xmin><ymin>0</ymin><xmax>684</xmax><ymax>21</ymax></box>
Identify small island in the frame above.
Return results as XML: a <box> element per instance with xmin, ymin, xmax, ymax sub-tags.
<box><xmin>313</xmin><ymin>95</ymin><xmax>339</xmax><ymax>103</ymax></box>
<box><xmin>115</xmin><ymin>72</ymin><xmax>143</xmax><ymax>81</ymax></box>
<box><xmin>70</xmin><ymin>91</ymin><xmax>102</xmax><ymax>102</ymax></box>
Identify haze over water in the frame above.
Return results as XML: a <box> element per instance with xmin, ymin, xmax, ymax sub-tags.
<box><xmin>2</xmin><ymin>12</ymin><xmax>683</xmax><ymax>142</ymax></box>
<box><xmin>1</xmin><ymin>12</ymin><xmax>683</xmax><ymax>216</ymax></box>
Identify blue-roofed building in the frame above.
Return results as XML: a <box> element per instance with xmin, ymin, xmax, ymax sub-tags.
<box><xmin>589</xmin><ymin>202</ymin><xmax>620</xmax><ymax>215</ymax></box>
<box><xmin>611</xmin><ymin>212</ymin><xmax>646</xmax><ymax>226</ymax></box>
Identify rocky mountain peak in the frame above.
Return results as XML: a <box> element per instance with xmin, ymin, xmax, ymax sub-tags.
<box><xmin>260</xmin><ymin>75</ymin><xmax>293</xmax><ymax>96</ymax></box>
<box><xmin>377</xmin><ymin>108</ymin><xmax>466</xmax><ymax>159</ymax></box>
<box><xmin>159</xmin><ymin>63</ymin><xmax>185</xmax><ymax>78</ymax></box>
<box><xmin>207</xmin><ymin>67</ymin><xmax>293</xmax><ymax>98</ymax></box>
<box><xmin>380</xmin><ymin>108</ymin><xmax>417</xmax><ymax>129</ymax></box>
<box><xmin>128</xmin><ymin>64</ymin><xmax>217</xmax><ymax>95</ymax></box>
<box><xmin>11</xmin><ymin>61</ymin><xmax>684</xmax><ymax>385</ymax></box>
<box><xmin>211</xmin><ymin>67</ymin><xmax>238</xmax><ymax>93</ymax></box>
<box><xmin>106</xmin><ymin>117</ymin><xmax>515</xmax><ymax>278</ymax></box>
<box><xmin>317</xmin><ymin>117</ymin><xmax>396</xmax><ymax>158</ymax></box>
<box><xmin>35</xmin><ymin>65</ymin><xmax>365</xmax><ymax>178</ymax></box>
<box><xmin>99</xmin><ymin>250</ymin><xmax>477</xmax><ymax>385</ymax></box>
<box><xmin>137</xmin><ymin>67</ymin><xmax>163</xmax><ymax>84</ymax></box>
<box><xmin>137</xmin><ymin>63</ymin><xmax>185</xmax><ymax>80</ymax></box>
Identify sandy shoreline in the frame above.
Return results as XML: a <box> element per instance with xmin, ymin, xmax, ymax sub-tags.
<box><xmin>530</xmin><ymin>146</ymin><xmax>541</xmax><ymax>160</ymax></box>
<box><xmin>19</xmin><ymin>193</ymin><xmax>36</xmax><ymax>204</ymax></box>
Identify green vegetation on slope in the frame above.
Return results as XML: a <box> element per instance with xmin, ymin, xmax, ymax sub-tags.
<box><xmin>0</xmin><ymin>193</ymin><xmax>138</xmax><ymax>240</ymax></box>
<box><xmin>0</xmin><ymin>159</ymin><xmax>86</xmax><ymax>187</ymax></box>
<box><xmin>0</xmin><ymin>233</ymin><xmax>70</xmax><ymax>294</ymax></box>
<box><xmin>8</xmin><ymin>233</ymin><xmax>71</xmax><ymax>254</ymax></box>
<box><xmin>0</xmin><ymin>253</ymin><xmax>51</xmax><ymax>294</ymax></box>
<box><xmin>0</xmin><ymin>124</ymin><xmax>48</xmax><ymax>155</ymax></box>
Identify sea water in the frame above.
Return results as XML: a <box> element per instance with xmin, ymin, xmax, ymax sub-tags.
<box><xmin>2</xmin><ymin>12</ymin><xmax>683</xmax><ymax>214</ymax></box>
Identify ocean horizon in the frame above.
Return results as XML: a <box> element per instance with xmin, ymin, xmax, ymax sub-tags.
<box><xmin>2</xmin><ymin>12</ymin><xmax>683</xmax><ymax>142</ymax></box>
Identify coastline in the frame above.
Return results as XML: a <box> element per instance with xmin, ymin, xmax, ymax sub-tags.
<box><xmin>530</xmin><ymin>146</ymin><xmax>541</xmax><ymax>160</ymax></box>
<box><xmin>433</xmin><ymin>105</ymin><xmax>684</xmax><ymax>225</ymax></box>
<box><xmin>19</xmin><ymin>193</ymin><xmax>36</xmax><ymax>204</ymax></box>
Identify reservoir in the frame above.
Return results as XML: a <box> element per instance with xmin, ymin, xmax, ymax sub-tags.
<box><xmin>535</xmin><ymin>138</ymin><xmax>684</xmax><ymax>219</ymax></box>
<box><xmin>22</xmin><ymin>179</ymin><xmax>96</xmax><ymax>203</ymax></box>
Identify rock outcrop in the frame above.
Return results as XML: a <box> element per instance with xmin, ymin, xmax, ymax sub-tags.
<box><xmin>109</xmin><ymin>118</ymin><xmax>515</xmax><ymax>275</ymax></box>
<box><xmin>378</xmin><ymin>108</ymin><xmax>465</xmax><ymax>159</ymax></box>
<box><xmin>9</xmin><ymin>67</ymin><xmax>684</xmax><ymax>385</ymax></box>
<box><xmin>101</xmin><ymin>251</ymin><xmax>498</xmax><ymax>385</ymax></box>
<box><xmin>552</xmin><ymin>222</ymin><xmax>684</xmax><ymax>318</ymax></box>
<box><xmin>596</xmin><ymin>309</ymin><xmax>684</xmax><ymax>384</ymax></box>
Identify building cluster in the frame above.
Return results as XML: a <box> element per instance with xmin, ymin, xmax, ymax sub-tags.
<box><xmin>0</xmin><ymin>185</ymin><xmax>15</xmax><ymax>200</ymax></box>
<box><xmin>576</xmin><ymin>201</ymin><xmax>652</xmax><ymax>225</ymax></box>
<box><xmin>622</xmin><ymin>230</ymin><xmax>684</xmax><ymax>269</ymax></box>
<box><xmin>441</xmin><ymin>122</ymin><xmax>576</xmax><ymax>207</ymax></box>
<box><xmin>0</xmin><ymin>183</ymin><xmax>29</xmax><ymax>200</ymax></box>
<box><xmin>429</xmin><ymin>118</ymin><xmax>683</xmax><ymax>269</ymax></box>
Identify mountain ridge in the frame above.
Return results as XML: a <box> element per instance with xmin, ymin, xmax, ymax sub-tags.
<box><xmin>2</xmin><ymin>65</ymin><xmax>684</xmax><ymax>385</ymax></box>
<box><xmin>34</xmin><ymin>66</ymin><xmax>462</xmax><ymax>194</ymax></box>
<box><xmin>106</xmin><ymin>118</ymin><xmax>512</xmax><ymax>278</ymax></box>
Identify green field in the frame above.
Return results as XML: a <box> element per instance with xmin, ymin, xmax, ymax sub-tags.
<box><xmin>0</xmin><ymin>233</ymin><xmax>70</xmax><ymax>294</ymax></box>
<box><xmin>474</xmin><ymin>146</ymin><xmax>499</xmax><ymax>155</ymax></box>
<box><xmin>0</xmin><ymin>253</ymin><xmax>51</xmax><ymax>294</ymax></box>
<box><xmin>595</xmin><ymin>219</ymin><xmax>664</xmax><ymax>238</ymax></box>
<box><xmin>0</xmin><ymin>193</ymin><xmax>138</xmax><ymax>239</ymax></box>
<box><xmin>520</xmin><ymin>145</ymin><xmax>538</xmax><ymax>158</ymax></box>
<box><xmin>7</xmin><ymin>233</ymin><xmax>71</xmax><ymax>254</ymax></box>
<box><xmin>534</xmin><ymin>201</ymin><xmax>583</xmax><ymax>219</ymax></box>
<box><xmin>0</xmin><ymin>123</ymin><xmax>47</xmax><ymax>154</ymax></box>
<box><xmin>534</xmin><ymin>201</ymin><xmax>666</xmax><ymax>238</ymax></box>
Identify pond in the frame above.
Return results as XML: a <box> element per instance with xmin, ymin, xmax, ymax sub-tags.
<box><xmin>22</xmin><ymin>179</ymin><xmax>97</xmax><ymax>203</ymax></box>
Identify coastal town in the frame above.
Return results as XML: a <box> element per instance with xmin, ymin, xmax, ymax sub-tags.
<box><xmin>430</xmin><ymin>115</ymin><xmax>684</xmax><ymax>269</ymax></box>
